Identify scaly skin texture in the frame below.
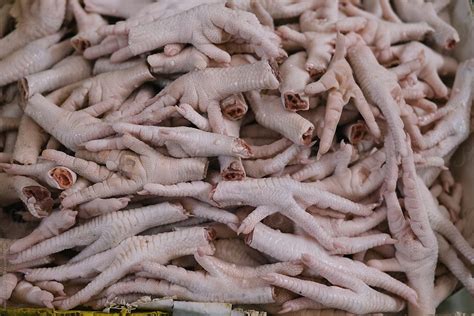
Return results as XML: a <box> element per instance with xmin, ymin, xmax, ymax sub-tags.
<box><xmin>60</xmin><ymin>135</ymin><xmax>208</xmax><ymax>208</ymax></box>
<box><xmin>277</xmin><ymin>25</ymin><xmax>335</xmax><ymax>76</ymax></box>
<box><xmin>210</xmin><ymin>177</ymin><xmax>395</xmax><ymax>254</ymax></box>
<box><xmin>227</xmin><ymin>0</ymin><xmax>316</xmax><ymax>22</ymax></box>
<box><xmin>341</xmin><ymin>2</ymin><xmax>433</xmax><ymax>58</ymax></box>
<box><xmin>24</xmin><ymin>94</ymin><xmax>114</xmax><ymax>151</ymax></box>
<box><xmin>1</xmin><ymin>239</ymin><xmax>53</xmax><ymax>273</ymax></box>
<box><xmin>9</xmin><ymin>209</ymin><xmax>77</xmax><ymax>254</ymax></box>
<box><xmin>348</xmin><ymin>44</ymin><xmax>407</xmax><ymax>157</ymax></box>
<box><xmin>70</xmin><ymin>0</ymin><xmax>107</xmax><ymax>52</ymax></box>
<box><xmin>213</xmin><ymin>238</ymin><xmax>266</xmax><ymax>267</ymax></box>
<box><xmin>279</xmin><ymin>51</ymin><xmax>311</xmax><ymax>111</ymax></box>
<box><xmin>379</xmin><ymin>135</ymin><xmax>438</xmax><ymax>315</ymax></box>
<box><xmin>100</xmin><ymin>3</ymin><xmax>280</xmax><ymax>63</ymax></box>
<box><xmin>24</xmin><ymin>227</ymin><xmax>214</xmax><ymax>310</ymax></box>
<box><xmin>19</xmin><ymin>56</ymin><xmax>92</xmax><ymax>103</ymax></box>
<box><xmin>0</xmin><ymin>0</ymin><xmax>472</xmax><ymax>311</ymax></box>
<box><xmin>387</xmin><ymin>42</ymin><xmax>458</xmax><ymax>99</ymax></box>
<box><xmin>436</xmin><ymin>234</ymin><xmax>474</xmax><ymax>295</ymax></box>
<box><xmin>84</xmin><ymin>0</ymin><xmax>153</xmax><ymax>19</ymax></box>
<box><xmin>291</xmin><ymin>141</ymin><xmax>358</xmax><ymax>181</ymax></box>
<box><xmin>11</xmin><ymin>280</ymin><xmax>54</xmax><ymax>308</ymax></box>
<box><xmin>82</xmin><ymin>0</ymin><xmax>222</xmax><ymax>61</ymax></box>
<box><xmin>246</xmin><ymin>224</ymin><xmax>417</xmax><ymax>305</ymax></box>
<box><xmin>263</xmin><ymin>253</ymin><xmax>405</xmax><ymax>314</ymax></box>
<box><xmin>147</xmin><ymin>47</ymin><xmax>211</xmax><ymax>74</ymax></box>
<box><xmin>246</xmin><ymin>91</ymin><xmax>314</xmax><ymax>146</ymax></box>
<box><xmin>76</xmin><ymin>197</ymin><xmax>130</xmax><ymax>219</ymax></box>
<box><xmin>393</xmin><ymin>0</ymin><xmax>459</xmax><ymax>49</ymax></box>
<box><xmin>130</xmin><ymin>60</ymin><xmax>279</xmax><ymax>133</ymax></box>
<box><xmin>305</xmin><ymin>34</ymin><xmax>380</xmax><ymax>156</ymax></box>
<box><xmin>0</xmin><ymin>273</ymin><xmax>19</xmax><ymax>304</ymax></box>
<box><xmin>11</xmin><ymin>113</ymin><xmax>49</xmax><ymax>165</ymax></box>
<box><xmin>0</xmin><ymin>0</ymin><xmax>66</xmax><ymax>59</ymax></box>
<box><xmin>0</xmin><ymin>33</ymin><xmax>73</xmax><ymax>87</ymax></box>
<box><xmin>10</xmin><ymin>202</ymin><xmax>188</xmax><ymax>264</ymax></box>
<box><xmin>139</xmin><ymin>255</ymin><xmax>284</xmax><ymax>304</ymax></box>
<box><xmin>418</xmin><ymin>59</ymin><xmax>473</xmax><ymax>186</ymax></box>
<box><xmin>87</xmin><ymin>123</ymin><xmax>253</xmax><ymax>159</ymax></box>
<box><xmin>0</xmin><ymin>161</ymin><xmax>77</xmax><ymax>190</ymax></box>
<box><xmin>242</xmin><ymin>144</ymin><xmax>302</xmax><ymax>178</ymax></box>
<box><xmin>59</xmin><ymin>62</ymin><xmax>156</xmax><ymax>115</ymax></box>
<box><xmin>0</xmin><ymin>173</ymin><xmax>53</xmax><ymax>218</ymax></box>
<box><xmin>34</xmin><ymin>281</ymin><xmax>66</xmax><ymax>297</ymax></box>
<box><xmin>314</xmin><ymin>146</ymin><xmax>387</xmax><ymax>201</ymax></box>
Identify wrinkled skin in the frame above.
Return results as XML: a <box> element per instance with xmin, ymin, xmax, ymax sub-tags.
<box><xmin>97</xmin><ymin>3</ymin><xmax>280</xmax><ymax>63</ymax></box>
<box><xmin>305</xmin><ymin>34</ymin><xmax>380</xmax><ymax>156</ymax></box>
<box><xmin>0</xmin><ymin>0</ymin><xmax>66</xmax><ymax>59</ymax></box>
<box><xmin>61</xmin><ymin>135</ymin><xmax>208</xmax><ymax>208</ymax></box>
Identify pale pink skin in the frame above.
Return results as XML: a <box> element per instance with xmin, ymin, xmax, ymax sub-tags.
<box><xmin>292</xmin><ymin>140</ymin><xmax>359</xmax><ymax>181</ymax></box>
<box><xmin>9</xmin><ymin>209</ymin><xmax>77</xmax><ymax>254</ymax></box>
<box><xmin>129</xmin><ymin>60</ymin><xmax>279</xmax><ymax>134</ymax></box>
<box><xmin>105</xmin><ymin>254</ymin><xmax>301</xmax><ymax>304</ymax></box>
<box><xmin>0</xmin><ymin>0</ymin><xmax>472</xmax><ymax>312</ymax></box>
<box><xmin>24</xmin><ymin>227</ymin><xmax>214</xmax><ymax>310</ymax></box>
<box><xmin>362</xmin><ymin>0</ymin><xmax>401</xmax><ymax>22</ymax></box>
<box><xmin>348</xmin><ymin>44</ymin><xmax>408</xmax><ymax>157</ymax></box>
<box><xmin>277</xmin><ymin>25</ymin><xmax>336</xmax><ymax>76</ymax></box>
<box><xmin>213</xmin><ymin>238</ymin><xmax>267</xmax><ymax>267</ymax></box>
<box><xmin>0</xmin><ymin>33</ymin><xmax>73</xmax><ymax>87</ymax></box>
<box><xmin>24</xmin><ymin>94</ymin><xmax>114</xmax><ymax>151</ymax></box>
<box><xmin>19</xmin><ymin>56</ymin><xmax>92</xmax><ymax>104</ymax></box>
<box><xmin>147</xmin><ymin>47</ymin><xmax>211</xmax><ymax>74</ymax></box>
<box><xmin>242</xmin><ymin>144</ymin><xmax>303</xmax><ymax>178</ymax></box>
<box><xmin>248</xmin><ymin>138</ymin><xmax>293</xmax><ymax>159</ymax></box>
<box><xmin>11</xmin><ymin>280</ymin><xmax>54</xmax><ymax>308</ymax></box>
<box><xmin>1</xmin><ymin>239</ymin><xmax>53</xmax><ymax>273</ymax></box>
<box><xmin>70</xmin><ymin>0</ymin><xmax>108</xmax><ymax>52</ymax></box>
<box><xmin>60</xmin><ymin>138</ymin><xmax>207</xmax><ymax>207</ymax></box>
<box><xmin>83</xmin><ymin>0</ymin><xmax>223</xmax><ymax>60</ymax></box>
<box><xmin>209</xmin><ymin>177</ymin><xmax>394</xmax><ymax>254</ymax></box>
<box><xmin>139</xmin><ymin>260</ymin><xmax>277</xmax><ymax>304</ymax></box>
<box><xmin>0</xmin><ymin>174</ymin><xmax>54</xmax><ymax>218</ymax></box>
<box><xmin>11</xmin><ymin>114</ymin><xmax>49</xmax><ymax>165</ymax></box>
<box><xmin>10</xmin><ymin>202</ymin><xmax>189</xmax><ymax>265</ymax></box>
<box><xmin>0</xmin><ymin>0</ymin><xmax>66</xmax><ymax>59</ymax></box>
<box><xmin>246</xmin><ymin>223</ymin><xmax>418</xmax><ymax>305</ymax></box>
<box><xmin>305</xmin><ymin>34</ymin><xmax>380</xmax><ymax>156</ymax></box>
<box><xmin>76</xmin><ymin>197</ymin><xmax>130</xmax><ymax>219</ymax></box>
<box><xmin>227</xmin><ymin>0</ymin><xmax>317</xmax><ymax>21</ymax></box>
<box><xmin>0</xmin><ymin>273</ymin><xmax>19</xmax><ymax>304</ymax></box>
<box><xmin>0</xmin><ymin>161</ymin><xmax>77</xmax><ymax>190</ymax></box>
<box><xmin>386</xmin><ymin>42</ymin><xmax>458</xmax><ymax>99</ymax></box>
<box><xmin>33</xmin><ymin>281</ymin><xmax>66</xmax><ymax>297</ymax></box>
<box><xmin>393</xmin><ymin>0</ymin><xmax>460</xmax><ymax>49</ymax></box>
<box><xmin>104</xmin><ymin>123</ymin><xmax>253</xmax><ymax>159</ymax></box>
<box><xmin>246</xmin><ymin>91</ymin><xmax>314</xmax><ymax>146</ymax></box>
<box><xmin>263</xmin><ymin>254</ymin><xmax>405</xmax><ymax>314</ymax></box>
<box><xmin>58</xmin><ymin>62</ymin><xmax>155</xmax><ymax>117</ymax></box>
<box><xmin>279</xmin><ymin>51</ymin><xmax>311</xmax><ymax>111</ymax></box>
<box><xmin>84</xmin><ymin>0</ymin><xmax>153</xmax><ymax>19</ymax></box>
<box><xmin>341</xmin><ymin>1</ymin><xmax>434</xmax><ymax>58</ymax></box>
<box><xmin>99</xmin><ymin>3</ymin><xmax>280</xmax><ymax>63</ymax></box>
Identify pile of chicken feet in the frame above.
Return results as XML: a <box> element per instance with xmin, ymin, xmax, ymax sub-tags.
<box><xmin>0</xmin><ymin>0</ymin><xmax>473</xmax><ymax>314</ymax></box>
